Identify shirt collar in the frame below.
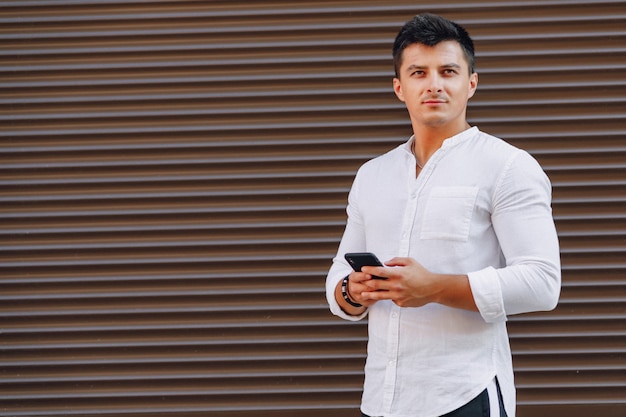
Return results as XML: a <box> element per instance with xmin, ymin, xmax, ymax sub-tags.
<box><xmin>403</xmin><ymin>126</ymin><xmax>479</xmax><ymax>154</ymax></box>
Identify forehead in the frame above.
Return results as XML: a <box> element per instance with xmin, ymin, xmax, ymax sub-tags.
<box><xmin>400</xmin><ymin>41</ymin><xmax>468</xmax><ymax>70</ymax></box>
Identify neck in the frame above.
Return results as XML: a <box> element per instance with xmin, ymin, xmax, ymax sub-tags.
<box><xmin>411</xmin><ymin>123</ymin><xmax>471</xmax><ymax>168</ymax></box>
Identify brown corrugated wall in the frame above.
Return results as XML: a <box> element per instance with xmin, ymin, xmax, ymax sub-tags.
<box><xmin>1</xmin><ymin>1</ymin><xmax>625</xmax><ymax>416</ymax></box>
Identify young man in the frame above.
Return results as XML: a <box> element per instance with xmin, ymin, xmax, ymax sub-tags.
<box><xmin>326</xmin><ymin>13</ymin><xmax>561</xmax><ymax>417</ymax></box>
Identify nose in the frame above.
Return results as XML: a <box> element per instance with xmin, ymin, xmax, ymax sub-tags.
<box><xmin>427</xmin><ymin>73</ymin><xmax>443</xmax><ymax>93</ymax></box>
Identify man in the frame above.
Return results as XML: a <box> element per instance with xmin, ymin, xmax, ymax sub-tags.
<box><xmin>325</xmin><ymin>13</ymin><xmax>561</xmax><ymax>417</ymax></box>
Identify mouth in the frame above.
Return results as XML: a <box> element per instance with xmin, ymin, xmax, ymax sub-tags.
<box><xmin>423</xmin><ymin>97</ymin><xmax>446</xmax><ymax>105</ymax></box>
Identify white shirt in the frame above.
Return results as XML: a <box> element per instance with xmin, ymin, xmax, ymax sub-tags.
<box><xmin>326</xmin><ymin>127</ymin><xmax>561</xmax><ymax>417</ymax></box>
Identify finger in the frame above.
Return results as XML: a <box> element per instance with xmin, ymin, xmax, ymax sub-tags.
<box><xmin>361</xmin><ymin>290</ymin><xmax>391</xmax><ymax>301</ymax></box>
<box><xmin>361</xmin><ymin>266</ymin><xmax>389</xmax><ymax>279</ymax></box>
<box><xmin>383</xmin><ymin>257</ymin><xmax>413</xmax><ymax>267</ymax></box>
<box><xmin>350</xmin><ymin>271</ymin><xmax>371</xmax><ymax>283</ymax></box>
<box><xmin>362</xmin><ymin>278</ymin><xmax>385</xmax><ymax>291</ymax></box>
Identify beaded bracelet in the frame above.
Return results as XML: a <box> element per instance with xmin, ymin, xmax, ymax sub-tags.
<box><xmin>341</xmin><ymin>275</ymin><xmax>363</xmax><ymax>308</ymax></box>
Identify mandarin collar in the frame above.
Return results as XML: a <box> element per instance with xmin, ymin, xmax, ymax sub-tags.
<box><xmin>403</xmin><ymin>126</ymin><xmax>479</xmax><ymax>154</ymax></box>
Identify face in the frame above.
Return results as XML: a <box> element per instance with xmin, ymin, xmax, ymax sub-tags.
<box><xmin>393</xmin><ymin>41</ymin><xmax>478</xmax><ymax>133</ymax></box>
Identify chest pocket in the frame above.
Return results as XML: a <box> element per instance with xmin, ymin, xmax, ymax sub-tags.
<box><xmin>420</xmin><ymin>186</ymin><xmax>479</xmax><ymax>242</ymax></box>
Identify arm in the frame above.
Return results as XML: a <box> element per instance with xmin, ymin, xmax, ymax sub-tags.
<box><xmin>325</xmin><ymin>176</ymin><xmax>372</xmax><ymax>321</ymax></box>
<box><xmin>469</xmin><ymin>151</ymin><xmax>561</xmax><ymax>321</ymax></box>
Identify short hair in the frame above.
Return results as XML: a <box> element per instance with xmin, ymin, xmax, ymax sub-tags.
<box><xmin>392</xmin><ymin>13</ymin><xmax>475</xmax><ymax>77</ymax></box>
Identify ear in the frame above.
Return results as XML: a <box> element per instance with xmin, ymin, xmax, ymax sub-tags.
<box><xmin>467</xmin><ymin>72</ymin><xmax>478</xmax><ymax>99</ymax></box>
<box><xmin>393</xmin><ymin>77</ymin><xmax>406</xmax><ymax>102</ymax></box>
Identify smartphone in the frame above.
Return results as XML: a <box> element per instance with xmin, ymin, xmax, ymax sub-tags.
<box><xmin>344</xmin><ymin>252</ymin><xmax>386</xmax><ymax>279</ymax></box>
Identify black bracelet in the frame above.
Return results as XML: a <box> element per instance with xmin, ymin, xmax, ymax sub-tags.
<box><xmin>341</xmin><ymin>275</ymin><xmax>363</xmax><ymax>308</ymax></box>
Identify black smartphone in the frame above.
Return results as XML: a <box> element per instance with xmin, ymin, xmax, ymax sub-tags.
<box><xmin>344</xmin><ymin>252</ymin><xmax>386</xmax><ymax>279</ymax></box>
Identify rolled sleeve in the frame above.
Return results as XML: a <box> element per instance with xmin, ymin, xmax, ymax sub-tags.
<box><xmin>468</xmin><ymin>266</ymin><xmax>507</xmax><ymax>323</ymax></box>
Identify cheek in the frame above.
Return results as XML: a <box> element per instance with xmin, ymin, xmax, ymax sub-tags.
<box><xmin>399</xmin><ymin>82</ymin><xmax>424</xmax><ymax>100</ymax></box>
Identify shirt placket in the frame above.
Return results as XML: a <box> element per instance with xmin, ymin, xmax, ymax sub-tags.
<box><xmin>382</xmin><ymin>306</ymin><xmax>401</xmax><ymax>413</ymax></box>
<box><xmin>382</xmin><ymin>158</ymin><xmax>421</xmax><ymax>413</ymax></box>
<box><xmin>398</xmin><ymin>167</ymin><xmax>420</xmax><ymax>257</ymax></box>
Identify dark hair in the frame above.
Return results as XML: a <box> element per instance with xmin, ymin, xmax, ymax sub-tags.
<box><xmin>392</xmin><ymin>13</ymin><xmax>475</xmax><ymax>77</ymax></box>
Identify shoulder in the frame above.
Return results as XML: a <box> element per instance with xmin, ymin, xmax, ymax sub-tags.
<box><xmin>471</xmin><ymin>130</ymin><xmax>542</xmax><ymax>171</ymax></box>
<box><xmin>355</xmin><ymin>142</ymin><xmax>409</xmax><ymax>177</ymax></box>
<box><xmin>472</xmin><ymin>130</ymin><xmax>520</xmax><ymax>156</ymax></box>
<box><xmin>470</xmin><ymin>132</ymin><xmax>552</xmax><ymax>198</ymax></box>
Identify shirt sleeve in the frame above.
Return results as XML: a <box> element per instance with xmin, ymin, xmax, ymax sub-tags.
<box><xmin>468</xmin><ymin>151</ymin><xmax>561</xmax><ymax>323</ymax></box>
<box><xmin>325</xmin><ymin>175</ymin><xmax>369</xmax><ymax>321</ymax></box>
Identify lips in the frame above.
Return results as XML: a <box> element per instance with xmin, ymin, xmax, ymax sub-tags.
<box><xmin>423</xmin><ymin>97</ymin><xmax>446</xmax><ymax>104</ymax></box>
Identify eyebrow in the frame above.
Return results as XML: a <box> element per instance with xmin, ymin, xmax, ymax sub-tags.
<box><xmin>405</xmin><ymin>63</ymin><xmax>461</xmax><ymax>72</ymax></box>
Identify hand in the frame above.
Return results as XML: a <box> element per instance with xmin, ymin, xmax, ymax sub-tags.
<box><xmin>361</xmin><ymin>257</ymin><xmax>436</xmax><ymax>308</ymax></box>
<box><xmin>345</xmin><ymin>272</ymin><xmax>379</xmax><ymax>308</ymax></box>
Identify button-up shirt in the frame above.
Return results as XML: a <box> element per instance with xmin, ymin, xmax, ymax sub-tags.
<box><xmin>326</xmin><ymin>127</ymin><xmax>561</xmax><ymax>417</ymax></box>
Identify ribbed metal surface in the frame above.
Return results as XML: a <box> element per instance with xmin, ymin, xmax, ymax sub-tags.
<box><xmin>1</xmin><ymin>1</ymin><xmax>625</xmax><ymax>416</ymax></box>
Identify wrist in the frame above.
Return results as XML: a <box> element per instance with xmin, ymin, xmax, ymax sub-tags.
<box><xmin>335</xmin><ymin>275</ymin><xmax>367</xmax><ymax>316</ymax></box>
<box><xmin>341</xmin><ymin>275</ymin><xmax>363</xmax><ymax>308</ymax></box>
<box><xmin>430</xmin><ymin>273</ymin><xmax>477</xmax><ymax>311</ymax></box>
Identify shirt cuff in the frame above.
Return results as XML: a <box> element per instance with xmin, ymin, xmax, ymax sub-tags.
<box><xmin>468</xmin><ymin>266</ymin><xmax>507</xmax><ymax>323</ymax></box>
